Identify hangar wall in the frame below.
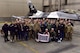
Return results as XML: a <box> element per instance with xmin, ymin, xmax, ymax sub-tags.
<box><xmin>65</xmin><ymin>0</ymin><xmax>80</xmax><ymax>13</ymax></box>
<box><xmin>0</xmin><ymin>0</ymin><xmax>42</xmax><ymax>17</ymax></box>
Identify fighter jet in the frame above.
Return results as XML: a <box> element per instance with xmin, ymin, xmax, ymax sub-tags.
<box><xmin>27</xmin><ymin>0</ymin><xmax>80</xmax><ymax>20</ymax></box>
<box><xmin>12</xmin><ymin>0</ymin><xmax>80</xmax><ymax>20</ymax></box>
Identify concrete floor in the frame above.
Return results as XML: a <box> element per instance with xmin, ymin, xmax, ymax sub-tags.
<box><xmin>0</xmin><ymin>23</ymin><xmax>80</xmax><ymax>53</ymax></box>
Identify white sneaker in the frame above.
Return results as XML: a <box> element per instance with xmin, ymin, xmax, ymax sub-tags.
<box><xmin>58</xmin><ymin>40</ymin><xmax>61</xmax><ymax>43</ymax></box>
<box><xmin>60</xmin><ymin>38</ymin><xmax>62</xmax><ymax>41</ymax></box>
<box><xmin>35</xmin><ymin>39</ymin><xmax>39</xmax><ymax>42</ymax></box>
<box><xmin>10</xmin><ymin>40</ymin><xmax>12</xmax><ymax>42</ymax></box>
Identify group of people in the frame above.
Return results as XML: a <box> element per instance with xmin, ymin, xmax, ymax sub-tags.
<box><xmin>2</xmin><ymin>18</ymin><xmax>73</xmax><ymax>43</ymax></box>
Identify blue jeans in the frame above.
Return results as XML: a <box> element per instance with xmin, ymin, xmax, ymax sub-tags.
<box><xmin>58</xmin><ymin>31</ymin><xmax>65</xmax><ymax>40</ymax></box>
<box><xmin>24</xmin><ymin>32</ymin><xmax>28</xmax><ymax>41</ymax></box>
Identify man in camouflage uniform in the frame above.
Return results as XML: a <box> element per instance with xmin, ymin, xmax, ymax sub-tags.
<box><xmin>66</xmin><ymin>23</ymin><xmax>73</xmax><ymax>41</ymax></box>
<box><xmin>28</xmin><ymin>21</ymin><xmax>34</xmax><ymax>39</ymax></box>
<box><xmin>33</xmin><ymin>19</ymin><xmax>41</xmax><ymax>39</ymax></box>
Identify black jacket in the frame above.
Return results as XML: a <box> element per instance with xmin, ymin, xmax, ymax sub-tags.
<box><xmin>40</xmin><ymin>24</ymin><xmax>46</xmax><ymax>32</ymax></box>
<box><xmin>58</xmin><ymin>23</ymin><xmax>65</xmax><ymax>32</ymax></box>
<box><xmin>2</xmin><ymin>24</ymin><xmax>9</xmax><ymax>32</ymax></box>
<box><xmin>9</xmin><ymin>24</ymin><xmax>15</xmax><ymax>32</ymax></box>
<box><xmin>23</xmin><ymin>25</ymin><xmax>29</xmax><ymax>32</ymax></box>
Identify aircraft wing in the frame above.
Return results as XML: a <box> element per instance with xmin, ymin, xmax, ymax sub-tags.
<box><xmin>47</xmin><ymin>11</ymin><xmax>79</xmax><ymax>20</ymax></box>
<box><xmin>12</xmin><ymin>15</ymin><xmax>25</xmax><ymax>19</ymax></box>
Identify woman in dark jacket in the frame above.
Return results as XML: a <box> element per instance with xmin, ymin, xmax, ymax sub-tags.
<box><xmin>2</xmin><ymin>22</ymin><xmax>9</xmax><ymax>42</ymax></box>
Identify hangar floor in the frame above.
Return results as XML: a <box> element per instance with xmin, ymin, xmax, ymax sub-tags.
<box><xmin>0</xmin><ymin>23</ymin><xmax>80</xmax><ymax>53</ymax></box>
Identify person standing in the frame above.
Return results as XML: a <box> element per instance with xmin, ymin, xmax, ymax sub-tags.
<box><xmin>9</xmin><ymin>22</ymin><xmax>15</xmax><ymax>42</ymax></box>
<box><xmin>34</xmin><ymin>20</ymin><xmax>41</xmax><ymax>39</ymax></box>
<box><xmin>55</xmin><ymin>21</ymin><xmax>59</xmax><ymax>38</ymax></box>
<box><xmin>28</xmin><ymin>21</ymin><xmax>34</xmax><ymax>39</ymax></box>
<box><xmin>51</xmin><ymin>20</ymin><xmax>56</xmax><ymax>32</ymax></box>
<box><xmin>66</xmin><ymin>23</ymin><xmax>73</xmax><ymax>41</ymax></box>
<box><xmin>23</xmin><ymin>22</ymin><xmax>29</xmax><ymax>41</ymax></box>
<box><xmin>57</xmin><ymin>20</ymin><xmax>65</xmax><ymax>42</ymax></box>
<box><xmin>2</xmin><ymin>22</ymin><xmax>9</xmax><ymax>42</ymax></box>
<box><xmin>20</xmin><ymin>22</ymin><xmax>25</xmax><ymax>40</ymax></box>
<box><xmin>47</xmin><ymin>20</ymin><xmax>52</xmax><ymax>32</ymax></box>
<box><xmin>14</xmin><ymin>22</ymin><xmax>20</xmax><ymax>41</ymax></box>
<box><xmin>40</xmin><ymin>21</ymin><xmax>46</xmax><ymax>33</ymax></box>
